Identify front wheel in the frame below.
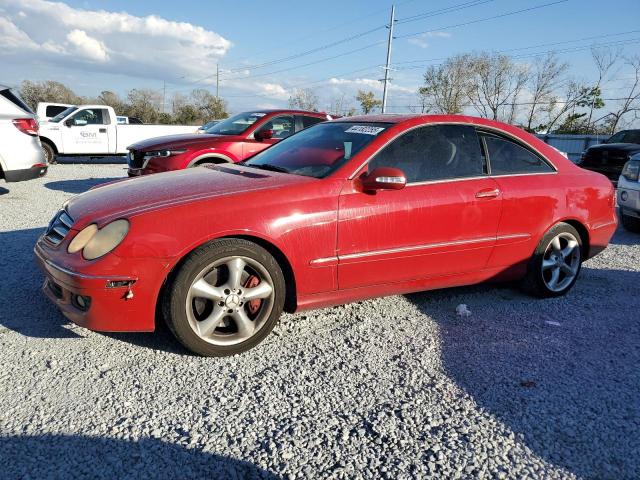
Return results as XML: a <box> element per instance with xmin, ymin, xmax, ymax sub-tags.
<box><xmin>162</xmin><ymin>239</ymin><xmax>286</xmax><ymax>356</ymax></box>
<box><xmin>521</xmin><ymin>223</ymin><xmax>583</xmax><ymax>298</ymax></box>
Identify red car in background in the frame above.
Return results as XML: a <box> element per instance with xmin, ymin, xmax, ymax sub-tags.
<box><xmin>127</xmin><ymin>109</ymin><xmax>331</xmax><ymax>176</ymax></box>
<box><xmin>36</xmin><ymin>114</ymin><xmax>617</xmax><ymax>357</ymax></box>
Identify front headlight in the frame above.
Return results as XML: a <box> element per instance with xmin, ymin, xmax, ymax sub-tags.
<box><xmin>67</xmin><ymin>219</ymin><xmax>130</xmax><ymax>260</ymax></box>
<box><xmin>621</xmin><ymin>160</ymin><xmax>640</xmax><ymax>182</ymax></box>
<box><xmin>143</xmin><ymin>149</ymin><xmax>187</xmax><ymax>160</ymax></box>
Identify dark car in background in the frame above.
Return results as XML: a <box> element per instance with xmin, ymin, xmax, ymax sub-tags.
<box><xmin>578</xmin><ymin>129</ymin><xmax>640</xmax><ymax>184</ymax></box>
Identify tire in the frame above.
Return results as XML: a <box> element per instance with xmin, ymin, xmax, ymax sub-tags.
<box><xmin>620</xmin><ymin>211</ymin><xmax>640</xmax><ymax>233</ymax></box>
<box><xmin>521</xmin><ymin>222</ymin><xmax>583</xmax><ymax>298</ymax></box>
<box><xmin>162</xmin><ymin>238</ymin><xmax>286</xmax><ymax>356</ymax></box>
<box><xmin>41</xmin><ymin>142</ymin><xmax>56</xmax><ymax>164</ymax></box>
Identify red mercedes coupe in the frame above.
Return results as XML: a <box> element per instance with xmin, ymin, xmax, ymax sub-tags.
<box><xmin>35</xmin><ymin>115</ymin><xmax>617</xmax><ymax>356</ymax></box>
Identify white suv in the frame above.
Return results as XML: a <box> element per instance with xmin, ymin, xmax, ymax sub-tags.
<box><xmin>0</xmin><ymin>84</ymin><xmax>48</xmax><ymax>182</ymax></box>
<box><xmin>618</xmin><ymin>153</ymin><xmax>640</xmax><ymax>232</ymax></box>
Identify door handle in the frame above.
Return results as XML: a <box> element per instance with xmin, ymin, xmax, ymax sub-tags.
<box><xmin>475</xmin><ymin>188</ymin><xmax>501</xmax><ymax>199</ymax></box>
<box><xmin>99</xmin><ymin>128</ymin><xmax>107</xmax><ymax>133</ymax></box>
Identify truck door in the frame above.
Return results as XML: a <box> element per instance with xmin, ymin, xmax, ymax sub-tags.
<box><xmin>61</xmin><ymin>108</ymin><xmax>113</xmax><ymax>154</ymax></box>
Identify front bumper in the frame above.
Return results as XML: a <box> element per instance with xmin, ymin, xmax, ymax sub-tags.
<box><xmin>618</xmin><ymin>177</ymin><xmax>640</xmax><ymax>216</ymax></box>
<box><xmin>34</xmin><ymin>240</ymin><xmax>168</xmax><ymax>332</ymax></box>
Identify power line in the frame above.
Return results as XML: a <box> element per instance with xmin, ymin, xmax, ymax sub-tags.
<box><xmin>396</xmin><ymin>0</ymin><xmax>497</xmax><ymax>24</ymax></box>
<box><xmin>397</xmin><ymin>0</ymin><xmax>570</xmax><ymax>39</ymax></box>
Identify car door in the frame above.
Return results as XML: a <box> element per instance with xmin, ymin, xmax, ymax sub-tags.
<box><xmin>241</xmin><ymin>115</ymin><xmax>295</xmax><ymax>160</ymax></box>
<box><xmin>478</xmin><ymin>130</ymin><xmax>557</xmax><ymax>270</ymax></box>
<box><xmin>337</xmin><ymin>124</ymin><xmax>503</xmax><ymax>289</ymax></box>
<box><xmin>61</xmin><ymin>108</ymin><xmax>112</xmax><ymax>154</ymax></box>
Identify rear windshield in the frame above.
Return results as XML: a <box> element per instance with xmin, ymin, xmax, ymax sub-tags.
<box><xmin>205</xmin><ymin>112</ymin><xmax>267</xmax><ymax>135</ymax></box>
<box><xmin>606</xmin><ymin>130</ymin><xmax>640</xmax><ymax>144</ymax></box>
<box><xmin>0</xmin><ymin>88</ymin><xmax>33</xmax><ymax>114</ymax></box>
<box><xmin>50</xmin><ymin>106</ymin><xmax>78</xmax><ymax>123</ymax></box>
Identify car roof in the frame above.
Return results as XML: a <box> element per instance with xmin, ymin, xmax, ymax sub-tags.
<box><xmin>245</xmin><ymin>109</ymin><xmax>329</xmax><ymax>116</ymax></box>
<box><xmin>332</xmin><ymin>113</ymin><xmax>526</xmax><ymax>131</ymax></box>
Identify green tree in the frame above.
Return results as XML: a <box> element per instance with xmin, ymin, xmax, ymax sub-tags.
<box><xmin>356</xmin><ymin>90</ymin><xmax>382</xmax><ymax>114</ymax></box>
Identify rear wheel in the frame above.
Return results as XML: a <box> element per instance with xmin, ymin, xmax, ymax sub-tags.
<box><xmin>41</xmin><ymin>142</ymin><xmax>56</xmax><ymax>164</ymax></box>
<box><xmin>620</xmin><ymin>211</ymin><xmax>640</xmax><ymax>233</ymax></box>
<box><xmin>521</xmin><ymin>223</ymin><xmax>582</xmax><ymax>297</ymax></box>
<box><xmin>163</xmin><ymin>238</ymin><xmax>285</xmax><ymax>356</ymax></box>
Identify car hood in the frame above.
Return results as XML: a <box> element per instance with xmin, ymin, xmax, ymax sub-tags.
<box><xmin>128</xmin><ymin>133</ymin><xmax>244</xmax><ymax>151</ymax></box>
<box><xmin>588</xmin><ymin>143</ymin><xmax>640</xmax><ymax>153</ymax></box>
<box><xmin>66</xmin><ymin>165</ymin><xmax>313</xmax><ymax>227</ymax></box>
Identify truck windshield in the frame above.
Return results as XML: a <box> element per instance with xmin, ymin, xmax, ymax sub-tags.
<box><xmin>205</xmin><ymin>112</ymin><xmax>267</xmax><ymax>135</ymax></box>
<box><xmin>50</xmin><ymin>106</ymin><xmax>78</xmax><ymax>123</ymax></box>
<box><xmin>244</xmin><ymin>122</ymin><xmax>390</xmax><ymax>178</ymax></box>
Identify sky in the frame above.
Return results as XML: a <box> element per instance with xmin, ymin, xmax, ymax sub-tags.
<box><xmin>1</xmin><ymin>0</ymin><xmax>639</xmax><ymax>116</ymax></box>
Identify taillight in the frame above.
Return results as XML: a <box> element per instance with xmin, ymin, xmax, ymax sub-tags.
<box><xmin>12</xmin><ymin>118</ymin><xmax>39</xmax><ymax>136</ymax></box>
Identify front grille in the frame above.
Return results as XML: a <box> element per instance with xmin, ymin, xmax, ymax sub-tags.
<box><xmin>45</xmin><ymin>209</ymin><xmax>74</xmax><ymax>246</ymax></box>
<box><xmin>128</xmin><ymin>150</ymin><xmax>145</xmax><ymax>169</ymax></box>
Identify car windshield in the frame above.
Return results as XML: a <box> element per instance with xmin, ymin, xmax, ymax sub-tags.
<box><xmin>50</xmin><ymin>106</ymin><xmax>78</xmax><ymax>123</ymax></box>
<box><xmin>205</xmin><ymin>112</ymin><xmax>267</xmax><ymax>135</ymax></box>
<box><xmin>606</xmin><ymin>130</ymin><xmax>640</xmax><ymax>144</ymax></box>
<box><xmin>244</xmin><ymin>122</ymin><xmax>390</xmax><ymax>178</ymax></box>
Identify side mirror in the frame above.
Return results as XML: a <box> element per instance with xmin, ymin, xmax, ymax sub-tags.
<box><xmin>360</xmin><ymin>167</ymin><xmax>407</xmax><ymax>192</ymax></box>
<box><xmin>64</xmin><ymin>119</ymin><xmax>74</xmax><ymax>127</ymax></box>
<box><xmin>254</xmin><ymin>129</ymin><xmax>273</xmax><ymax>141</ymax></box>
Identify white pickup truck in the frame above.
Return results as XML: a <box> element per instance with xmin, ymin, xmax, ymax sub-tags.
<box><xmin>38</xmin><ymin>105</ymin><xmax>197</xmax><ymax>163</ymax></box>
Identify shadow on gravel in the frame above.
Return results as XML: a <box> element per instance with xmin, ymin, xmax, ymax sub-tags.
<box><xmin>0</xmin><ymin>227</ymin><xmax>81</xmax><ymax>339</ymax></box>
<box><xmin>57</xmin><ymin>155</ymin><xmax>127</xmax><ymax>165</ymax></box>
<box><xmin>0</xmin><ymin>186</ymin><xmax>9</xmax><ymax>195</ymax></box>
<box><xmin>2</xmin><ymin>434</ymin><xmax>281</xmax><ymax>479</ymax></box>
<box><xmin>608</xmin><ymin>225</ymin><xmax>639</xmax><ymax>246</ymax></box>
<box><xmin>44</xmin><ymin>177</ymin><xmax>122</xmax><ymax>194</ymax></box>
<box><xmin>408</xmin><ymin>266</ymin><xmax>640</xmax><ymax>479</ymax></box>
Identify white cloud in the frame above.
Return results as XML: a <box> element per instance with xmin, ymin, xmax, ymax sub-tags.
<box><xmin>0</xmin><ymin>0</ymin><xmax>231</xmax><ymax>81</ymax></box>
<box><xmin>407</xmin><ymin>31</ymin><xmax>451</xmax><ymax>49</ymax></box>
<box><xmin>66</xmin><ymin>29</ymin><xmax>108</xmax><ymax>62</ymax></box>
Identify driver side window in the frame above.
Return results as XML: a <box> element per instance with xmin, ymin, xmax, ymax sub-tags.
<box><xmin>72</xmin><ymin>109</ymin><xmax>109</xmax><ymax>126</ymax></box>
<box><xmin>368</xmin><ymin>124</ymin><xmax>485</xmax><ymax>183</ymax></box>
<box><xmin>257</xmin><ymin>115</ymin><xmax>294</xmax><ymax>139</ymax></box>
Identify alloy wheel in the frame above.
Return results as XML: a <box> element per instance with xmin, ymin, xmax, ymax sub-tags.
<box><xmin>541</xmin><ymin>232</ymin><xmax>581</xmax><ymax>292</ymax></box>
<box><xmin>185</xmin><ymin>256</ymin><xmax>275</xmax><ymax>346</ymax></box>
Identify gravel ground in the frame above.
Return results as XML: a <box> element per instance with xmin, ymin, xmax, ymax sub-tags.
<box><xmin>1</xmin><ymin>161</ymin><xmax>639</xmax><ymax>479</ymax></box>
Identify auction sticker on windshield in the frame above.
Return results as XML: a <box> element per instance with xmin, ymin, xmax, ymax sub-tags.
<box><xmin>345</xmin><ymin>125</ymin><xmax>385</xmax><ymax>135</ymax></box>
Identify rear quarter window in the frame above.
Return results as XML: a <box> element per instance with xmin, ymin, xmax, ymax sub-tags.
<box><xmin>481</xmin><ymin>133</ymin><xmax>553</xmax><ymax>175</ymax></box>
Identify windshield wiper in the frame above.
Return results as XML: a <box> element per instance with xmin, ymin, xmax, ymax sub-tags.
<box><xmin>245</xmin><ymin>163</ymin><xmax>290</xmax><ymax>174</ymax></box>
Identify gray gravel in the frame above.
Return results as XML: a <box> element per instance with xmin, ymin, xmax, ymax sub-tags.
<box><xmin>1</xmin><ymin>161</ymin><xmax>639</xmax><ymax>479</ymax></box>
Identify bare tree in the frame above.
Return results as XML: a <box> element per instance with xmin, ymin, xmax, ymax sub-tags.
<box><xmin>587</xmin><ymin>47</ymin><xmax>621</xmax><ymax>130</ymax></box>
<box><xmin>288</xmin><ymin>88</ymin><xmax>319</xmax><ymax>111</ymax></box>
<box><xmin>19</xmin><ymin>80</ymin><xmax>83</xmax><ymax>110</ymax></box>
<box><xmin>191</xmin><ymin>89</ymin><xmax>229</xmax><ymax>120</ymax></box>
<box><xmin>419</xmin><ymin>54</ymin><xmax>472</xmax><ymax>114</ymax></box>
<box><xmin>327</xmin><ymin>93</ymin><xmax>354</xmax><ymax>117</ymax></box>
<box><xmin>126</xmin><ymin>88</ymin><xmax>162</xmax><ymax>123</ymax></box>
<box><xmin>466</xmin><ymin>53</ymin><xmax>530</xmax><ymax>121</ymax></box>
<box><xmin>524</xmin><ymin>53</ymin><xmax>568</xmax><ymax>131</ymax></box>
<box><xmin>603</xmin><ymin>55</ymin><xmax>640</xmax><ymax>133</ymax></box>
<box><xmin>544</xmin><ymin>81</ymin><xmax>595</xmax><ymax>132</ymax></box>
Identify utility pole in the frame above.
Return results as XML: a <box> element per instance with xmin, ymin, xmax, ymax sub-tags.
<box><xmin>381</xmin><ymin>4</ymin><xmax>395</xmax><ymax>114</ymax></box>
<box><xmin>216</xmin><ymin>63</ymin><xmax>219</xmax><ymax>99</ymax></box>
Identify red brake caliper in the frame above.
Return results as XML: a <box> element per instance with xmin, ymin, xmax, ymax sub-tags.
<box><xmin>244</xmin><ymin>275</ymin><xmax>261</xmax><ymax>315</ymax></box>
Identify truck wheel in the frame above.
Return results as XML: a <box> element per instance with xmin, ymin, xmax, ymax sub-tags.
<box><xmin>42</xmin><ymin>143</ymin><xmax>57</xmax><ymax>165</ymax></box>
<box><xmin>621</xmin><ymin>211</ymin><xmax>640</xmax><ymax>233</ymax></box>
